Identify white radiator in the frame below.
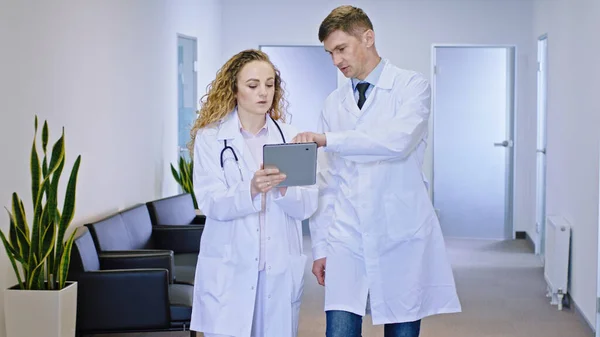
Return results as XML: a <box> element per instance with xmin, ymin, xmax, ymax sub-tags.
<box><xmin>544</xmin><ymin>215</ymin><xmax>571</xmax><ymax>310</ymax></box>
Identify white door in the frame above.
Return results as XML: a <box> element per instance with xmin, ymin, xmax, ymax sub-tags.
<box><xmin>536</xmin><ymin>36</ymin><xmax>548</xmax><ymax>257</ymax></box>
<box><xmin>432</xmin><ymin>46</ymin><xmax>515</xmax><ymax>240</ymax></box>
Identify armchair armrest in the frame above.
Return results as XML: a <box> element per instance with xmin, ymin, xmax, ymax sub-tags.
<box><xmin>99</xmin><ymin>250</ymin><xmax>174</xmax><ymax>283</ymax></box>
<box><xmin>73</xmin><ymin>269</ymin><xmax>170</xmax><ymax>332</ymax></box>
<box><xmin>192</xmin><ymin>215</ymin><xmax>206</xmax><ymax>224</ymax></box>
<box><xmin>153</xmin><ymin>225</ymin><xmax>203</xmax><ymax>254</ymax></box>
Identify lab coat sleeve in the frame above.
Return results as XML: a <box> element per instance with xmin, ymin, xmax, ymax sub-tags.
<box><xmin>308</xmin><ymin>118</ymin><xmax>336</xmax><ymax>261</ymax></box>
<box><xmin>193</xmin><ymin>132</ymin><xmax>261</xmax><ymax>221</ymax></box>
<box><xmin>325</xmin><ymin>75</ymin><xmax>430</xmax><ymax>163</ymax></box>
<box><xmin>272</xmin><ymin>184</ymin><xmax>318</xmax><ymax>220</ymax></box>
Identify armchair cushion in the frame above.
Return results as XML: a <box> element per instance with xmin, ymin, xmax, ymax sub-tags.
<box><xmin>86</xmin><ymin>213</ymin><xmax>132</xmax><ymax>251</ymax></box>
<box><xmin>119</xmin><ymin>204</ymin><xmax>155</xmax><ymax>249</ymax></box>
<box><xmin>169</xmin><ymin>283</ymin><xmax>194</xmax><ymax>322</ymax></box>
<box><xmin>147</xmin><ymin>193</ymin><xmax>206</xmax><ymax>226</ymax></box>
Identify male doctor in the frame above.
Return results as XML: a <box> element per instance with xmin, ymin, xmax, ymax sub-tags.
<box><xmin>292</xmin><ymin>5</ymin><xmax>462</xmax><ymax>337</ymax></box>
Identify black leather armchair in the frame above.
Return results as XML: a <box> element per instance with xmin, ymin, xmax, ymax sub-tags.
<box><xmin>146</xmin><ymin>193</ymin><xmax>207</xmax><ymax>284</ymax></box>
<box><xmin>146</xmin><ymin>193</ymin><xmax>206</xmax><ymax>227</ymax></box>
<box><xmin>67</xmin><ymin>227</ymin><xmax>197</xmax><ymax>337</ymax></box>
<box><xmin>85</xmin><ymin>202</ymin><xmax>202</xmax><ymax>285</ymax></box>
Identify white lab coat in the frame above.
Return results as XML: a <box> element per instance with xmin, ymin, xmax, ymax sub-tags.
<box><xmin>190</xmin><ymin>110</ymin><xmax>319</xmax><ymax>337</ymax></box>
<box><xmin>309</xmin><ymin>59</ymin><xmax>462</xmax><ymax>325</ymax></box>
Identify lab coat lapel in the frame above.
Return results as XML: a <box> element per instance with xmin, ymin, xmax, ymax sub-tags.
<box><xmin>342</xmin><ymin>60</ymin><xmax>395</xmax><ymax>118</ymax></box>
<box><xmin>341</xmin><ymin>80</ymin><xmax>361</xmax><ymax>118</ymax></box>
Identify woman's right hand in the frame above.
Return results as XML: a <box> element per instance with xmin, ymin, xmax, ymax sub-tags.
<box><xmin>251</xmin><ymin>164</ymin><xmax>286</xmax><ymax>198</ymax></box>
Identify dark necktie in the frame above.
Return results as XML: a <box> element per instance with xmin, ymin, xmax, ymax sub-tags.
<box><xmin>356</xmin><ymin>82</ymin><xmax>370</xmax><ymax>109</ymax></box>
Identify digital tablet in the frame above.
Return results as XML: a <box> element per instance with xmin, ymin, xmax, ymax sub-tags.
<box><xmin>263</xmin><ymin>142</ymin><xmax>318</xmax><ymax>187</ymax></box>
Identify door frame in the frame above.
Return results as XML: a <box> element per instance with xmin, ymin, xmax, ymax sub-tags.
<box><xmin>430</xmin><ymin>44</ymin><xmax>517</xmax><ymax>240</ymax></box>
<box><xmin>536</xmin><ymin>34</ymin><xmax>549</xmax><ymax>258</ymax></box>
<box><xmin>176</xmin><ymin>33</ymin><xmax>198</xmax><ymax>160</ymax></box>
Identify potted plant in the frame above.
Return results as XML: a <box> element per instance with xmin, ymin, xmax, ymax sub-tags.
<box><xmin>0</xmin><ymin>116</ymin><xmax>82</xmax><ymax>337</ymax></box>
<box><xmin>170</xmin><ymin>155</ymin><xmax>198</xmax><ymax>209</ymax></box>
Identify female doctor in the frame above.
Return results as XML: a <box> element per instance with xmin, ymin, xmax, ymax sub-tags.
<box><xmin>188</xmin><ymin>49</ymin><xmax>319</xmax><ymax>337</ymax></box>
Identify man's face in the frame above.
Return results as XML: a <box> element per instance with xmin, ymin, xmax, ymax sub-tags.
<box><xmin>323</xmin><ymin>29</ymin><xmax>369</xmax><ymax>80</ymax></box>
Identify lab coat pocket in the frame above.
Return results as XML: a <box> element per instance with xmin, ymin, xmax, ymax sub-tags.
<box><xmin>195</xmin><ymin>255</ymin><xmax>234</xmax><ymax>305</ymax></box>
<box><xmin>290</xmin><ymin>254</ymin><xmax>307</xmax><ymax>304</ymax></box>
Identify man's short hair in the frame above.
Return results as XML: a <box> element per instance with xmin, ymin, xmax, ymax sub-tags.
<box><xmin>318</xmin><ymin>5</ymin><xmax>374</xmax><ymax>42</ymax></box>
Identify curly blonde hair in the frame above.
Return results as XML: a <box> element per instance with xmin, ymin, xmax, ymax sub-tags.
<box><xmin>188</xmin><ymin>49</ymin><xmax>288</xmax><ymax>155</ymax></box>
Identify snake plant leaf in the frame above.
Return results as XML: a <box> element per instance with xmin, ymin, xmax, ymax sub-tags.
<box><xmin>57</xmin><ymin>230</ymin><xmax>76</xmax><ymax>289</ymax></box>
<box><xmin>27</xmin><ymin>257</ymin><xmax>44</xmax><ymax>290</ymax></box>
<box><xmin>42</xmin><ymin>119</ymin><xmax>49</xmax><ymax>154</ymax></box>
<box><xmin>8</xmin><ymin>209</ymin><xmax>19</xmax><ymax>254</ymax></box>
<box><xmin>11</xmin><ymin>194</ymin><xmax>29</xmax><ymax>244</ymax></box>
<box><xmin>46</xmin><ymin>131</ymin><xmax>65</xmax><ymax>182</ymax></box>
<box><xmin>0</xmin><ymin>229</ymin><xmax>24</xmax><ymax>289</ymax></box>
<box><xmin>42</xmin><ymin>157</ymin><xmax>48</xmax><ymax>181</ymax></box>
<box><xmin>170</xmin><ymin>156</ymin><xmax>198</xmax><ymax>209</ymax></box>
<box><xmin>6</xmin><ymin>208</ymin><xmax>29</xmax><ymax>267</ymax></box>
<box><xmin>40</xmin><ymin>214</ymin><xmax>56</xmax><ymax>264</ymax></box>
<box><xmin>55</xmin><ymin>155</ymin><xmax>81</xmax><ymax>280</ymax></box>
<box><xmin>171</xmin><ymin>163</ymin><xmax>182</xmax><ymax>184</ymax></box>
<box><xmin>11</xmin><ymin>193</ymin><xmax>34</xmax><ymax>273</ymax></box>
<box><xmin>31</xmin><ymin>119</ymin><xmax>41</xmax><ymax>208</ymax></box>
<box><xmin>48</xmin><ymin>150</ymin><xmax>65</xmax><ymax>236</ymax></box>
<box><xmin>40</xmin><ymin>198</ymin><xmax>56</xmax><ymax>262</ymax></box>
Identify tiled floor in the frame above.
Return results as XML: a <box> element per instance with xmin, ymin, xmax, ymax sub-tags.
<box><xmin>91</xmin><ymin>237</ymin><xmax>594</xmax><ymax>337</ymax></box>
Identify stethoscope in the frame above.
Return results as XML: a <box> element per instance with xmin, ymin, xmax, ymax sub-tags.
<box><xmin>220</xmin><ymin>115</ymin><xmax>286</xmax><ymax>184</ymax></box>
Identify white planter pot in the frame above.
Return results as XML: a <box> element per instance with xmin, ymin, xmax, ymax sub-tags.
<box><xmin>4</xmin><ymin>281</ymin><xmax>77</xmax><ymax>337</ymax></box>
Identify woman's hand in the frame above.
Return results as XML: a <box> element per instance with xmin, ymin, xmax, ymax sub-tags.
<box><xmin>251</xmin><ymin>164</ymin><xmax>286</xmax><ymax>198</ymax></box>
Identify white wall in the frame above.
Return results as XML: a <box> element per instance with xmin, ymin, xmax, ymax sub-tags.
<box><xmin>0</xmin><ymin>1</ymin><xmax>221</xmax><ymax>336</ymax></box>
<box><xmin>221</xmin><ymin>0</ymin><xmax>537</xmax><ymax>235</ymax></box>
<box><xmin>532</xmin><ymin>0</ymin><xmax>600</xmax><ymax>327</ymax></box>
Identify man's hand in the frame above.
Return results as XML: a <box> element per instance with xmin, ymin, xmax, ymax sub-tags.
<box><xmin>312</xmin><ymin>257</ymin><xmax>326</xmax><ymax>286</ymax></box>
<box><xmin>292</xmin><ymin>132</ymin><xmax>327</xmax><ymax>148</ymax></box>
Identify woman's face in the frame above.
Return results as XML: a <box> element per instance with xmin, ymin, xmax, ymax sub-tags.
<box><xmin>235</xmin><ymin>60</ymin><xmax>276</xmax><ymax>117</ymax></box>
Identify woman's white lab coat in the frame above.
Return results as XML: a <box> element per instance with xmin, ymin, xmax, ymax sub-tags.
<box><xmin>190</xmin><ymin>110</ymin><xmax>318</xmax><ymax>337</ymax></box>
<box><xmin>310</xmin><ymin>59</ymin><xmax>462</xmax><ymax>325</ymax></box>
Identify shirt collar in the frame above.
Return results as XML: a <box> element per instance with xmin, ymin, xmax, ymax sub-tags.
<box><xmin>352</xmin><ymin>58</ymin><xmax>385</xmax><ymax>90</ymax></box>
<box><xmin>237</xmin><ymin>107</ymin><xmax>268</xmax><ymax>137</ymax></box>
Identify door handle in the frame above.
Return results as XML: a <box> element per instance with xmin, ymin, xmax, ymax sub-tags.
<box><xmin>494</xmin><ymin>140</ymin><xmax>513</xmax><ymax>147</ymax></box>
<box><xmin>537</xmin><ymin>148</ymin><xmax>546</xmax><ymax>154</ymax></box>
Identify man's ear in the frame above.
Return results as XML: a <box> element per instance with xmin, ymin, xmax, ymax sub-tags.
<box><xmin>363</xmin><ymin>29</ymin><xmax>375</xmax><ymax>48</ymax></box>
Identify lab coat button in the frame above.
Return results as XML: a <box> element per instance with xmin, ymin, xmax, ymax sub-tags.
<box><xmin>255</xmin><ymin>257</ymin><xmax>258</xmax><ymax>261</ymax></box>
<box><xmin>251</xmin><ymin>286</ymin><xmax>255</xmax><ymax>290</ymax></box>
<box><xmin>268</xmin><ymin>295</ymin><xmax>271</xmax><ymax>299</ymax></box>
<box><xmin>267</xmin><ymin>236</ymin><xmax>271</xmax><ymax>240</ymax></box>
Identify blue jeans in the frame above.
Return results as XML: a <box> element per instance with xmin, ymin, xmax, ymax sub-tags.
<box><xmin>326</xmin><ymin>310</ymin><xmax>421</xmax><ymax>337</ymax></box>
